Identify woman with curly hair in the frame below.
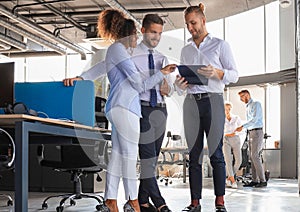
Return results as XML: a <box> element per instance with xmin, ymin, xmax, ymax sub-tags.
<box><xmin>97</xmin><ymin>9</ymin><xmax>176</xmax><ymax>212</ymax></box>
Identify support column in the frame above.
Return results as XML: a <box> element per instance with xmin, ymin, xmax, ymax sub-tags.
<box><xmin>296</xmin><ymin>0</ymin><xmax>300</xmax><ymax>194</ymax></box>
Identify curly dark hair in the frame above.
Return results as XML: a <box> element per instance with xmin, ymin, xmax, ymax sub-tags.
<box><xmin>97</xmin><ymin>9</ymin><xmax>136</xmax><ymax>41</ymax></box>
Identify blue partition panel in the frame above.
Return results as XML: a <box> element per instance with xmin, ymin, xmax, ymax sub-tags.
<box><xmin>15</xmin><ymin>81</ymin><xmax>95</xmax><ymax>127</ymax></box>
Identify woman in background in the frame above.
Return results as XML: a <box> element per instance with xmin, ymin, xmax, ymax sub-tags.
<box><xmin>223</xmin><ymin>102</ymin><xmax>242</xmax><ymax>189</ymax></box>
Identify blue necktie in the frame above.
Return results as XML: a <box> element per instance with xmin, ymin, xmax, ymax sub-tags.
<box><xmin>148</xmin><ymin>50</ymin><xmax>157</xmax><ymax>107</ymax></box>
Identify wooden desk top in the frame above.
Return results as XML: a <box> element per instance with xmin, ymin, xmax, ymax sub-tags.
<box><xmin>0</xmin><ymin>114</ymin><xmax>110</xmax><ymax>132</ymax></box>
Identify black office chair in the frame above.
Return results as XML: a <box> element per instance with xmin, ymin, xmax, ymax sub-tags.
<box><xmin>37</xmin><ymin>138</ymin><xmax>110</xmax><ymax>212</ymax></box>
<box><xmin>95</xmin><ymin>97</ymin><xmax>109</xmax><ymax>129</ymax></box>
<box><xmin>0</xmin><ymin>128</ymin><xmax>14</xmax><ymax>207</ymax></box>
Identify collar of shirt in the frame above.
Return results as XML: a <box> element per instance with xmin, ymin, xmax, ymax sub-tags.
<box><xmin>188</xmin><ymin>33</ymin><xmax>213</xmax><ymax>49</ymax></box>
<box><xmin>140</xmin><ymin>41</ymin><xmax>155</xmax><ymax>53</ymax></box>
<box><xmin>131</xmin><ymin>42</ymin><xmax>165</xmax><ymax>103</ymax></box>
<box><xmin>246</xmin><ymin>98</ymin><xmax>253</xmax><ymax>107</ymax></box>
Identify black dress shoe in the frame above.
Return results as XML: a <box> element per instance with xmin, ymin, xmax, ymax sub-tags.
<box><xmin>243</xmin><ymin>181</ymin><xmax>258</xmax><ymax>187</ymax></box>
<box><xmin>140</xmin><ymin>203</ymin><xmax>157</xmax><ymax>212</ymax></box>
<box><xmin>216</xmin><ymin>205</ymin><xmax>227</xmax><ymax>212</ymax></box>
<box><xmin>254</xmin><ymin>181</ymin><xmax>267</xmax><ymax>187</ymax></box>
<box><xmin>182</xmin><ymin>205</ymin><xmax>201</xmax><ymax>212</ymax></box>
<box><xmin>159</xmin><ymin>205</ymin><xmax>172</xmax><ymax>212</ymax></box>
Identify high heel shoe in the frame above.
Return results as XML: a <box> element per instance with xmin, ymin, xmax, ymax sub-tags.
<box><xmin>123</xmin><ymin>199</ymin><xmax>140</xmax><ymax>212</ymax></box>
<box><xmin>105</xmin><ymin>199</ymin><xmax>119</xmax><ymax>212</ymax></box>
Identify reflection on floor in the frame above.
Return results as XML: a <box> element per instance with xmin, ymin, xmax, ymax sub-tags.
<box><xmin>0</xmin><ymin>178</ymin><xmax>299</xmax><ymax>212</ymax></box>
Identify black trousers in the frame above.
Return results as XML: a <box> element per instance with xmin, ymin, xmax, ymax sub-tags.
<box><xmin>138</xmin><ymin>105</ymin><xmax>167</xmax><ymax>208</ymax></box>
<box><xmin>183</xmin><ymin>93</ymin><xmax>226</xmax><ymax>200</ymax></box>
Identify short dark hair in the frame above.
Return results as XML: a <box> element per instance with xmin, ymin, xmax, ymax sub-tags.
<box><xmin>238</xmin><ymin>89</ymin><xmax>250</xmax><ymax>95</ymax></box>
<box><xmin>142</xmin><ymin>14</ymin><xmax>164</xmax><ymax>28</ymax></box>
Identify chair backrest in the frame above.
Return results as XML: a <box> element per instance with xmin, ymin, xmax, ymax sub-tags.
<box><xmin>0</xmin><ymin>128</ymin><xmax>15</xmax><ymax>171</ymax></box>
<box><xmin>61</xmin><ymin>139</ymin><xmax>108</xmax><ymax>170</ymax></box>
<box><xmin>165</xmin><ymin>132</ymin><xmax>182</xmax><ymax>148</ymax></box>
<box><xmin>95</xmin><ymin>96</ymin><xmax>108</xmax><ymax>129</ymax></box>
<box><xmin>37</xmin><ymin>138</ymin><xmax>108</xmax><ymax>171</ymax></box>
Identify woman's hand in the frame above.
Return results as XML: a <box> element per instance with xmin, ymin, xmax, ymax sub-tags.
<box><xmin>63</xmin><ymin>77</ymin><xmax>83</xmax><ymax>86</ymax></box>
<box><xmin>160</xmin><ymin>64</ymin><xmax>176</xmax><ymax>75</ymax></box>
<box><xmin>225</xmin><ymin>133</ymin><xmax>235</xmax><ymax>137</ymax></box>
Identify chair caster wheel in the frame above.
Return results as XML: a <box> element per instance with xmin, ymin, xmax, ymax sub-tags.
<box><xmin>70</xmin><ymin>199</ymin><xmax>76</xmax><ymax>206</ymax></box>
<box><xmin>7</xmin><ymin>200</ymin><xmax>13</xmax><ymax>206</ymax></box>
<box><xmin>56</xmin><ymin>206</ymin><xmax>64</xmax><ymax>212</ymax></box>
<box><xmin>42</xmin><ymin>202</ymin><xmax>48</xmax><ymax>210</ymax></box>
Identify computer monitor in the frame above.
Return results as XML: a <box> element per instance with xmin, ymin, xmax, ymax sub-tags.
<box><xmin>0</xmin><ymin>62</ymin><xmax>14</xmax><ymax>108</ymax></box>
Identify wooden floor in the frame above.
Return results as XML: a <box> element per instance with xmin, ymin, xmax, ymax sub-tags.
<box><xmin>0</xmin><ymin>178</ymin><xmax>299</xmax><ymax>212</ymax></box>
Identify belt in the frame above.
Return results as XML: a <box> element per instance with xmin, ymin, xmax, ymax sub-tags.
<box><xmin>141</xmin><ymin>101</ymin><xmax>166</xmax><ymax>108</ymax></box>
<box><xmin>249</xmin><ymin>128</ymin><xmax>263</xmax><ymax>131</ymax></box>
<box><xmin>187</xmin><ymin>93</ymin><xmax>210</xmax><ymax>100</ymax></box>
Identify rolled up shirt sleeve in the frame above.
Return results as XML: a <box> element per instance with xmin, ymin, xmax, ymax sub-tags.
<box><xmin>220</xmin><ymin>41</ymin><xmax>239</xmax><ymax>85</ymax></box>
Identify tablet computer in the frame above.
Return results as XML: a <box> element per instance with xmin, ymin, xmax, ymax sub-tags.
<box><xmin>177</xmin><ymin>65</ymin><xmax>208</xmax><ymax>85</ymax></box>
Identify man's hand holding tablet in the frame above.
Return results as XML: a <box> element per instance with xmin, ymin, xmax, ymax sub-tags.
<box><xmin>177</xmin><ymin>65</ymin><xmax>209</xmax><ymax>85</ymax></box>
<box><xmin>197</xmin><ymin>64</ymin><xmax>224</xmax><ymax>80</ymax></box>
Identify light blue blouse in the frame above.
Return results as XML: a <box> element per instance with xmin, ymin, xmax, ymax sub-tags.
<box><xmin>105</xmin><ymin>42</ymin><xmax>164</xmax><ymax>117</ymax></box>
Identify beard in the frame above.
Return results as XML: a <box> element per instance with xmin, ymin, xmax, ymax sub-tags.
<box><xmin>143</xmin><ymin>35</ymin><xmax>160</xmax><ymax>48</ymax></box>
<box><xmin>190</xmin><ymin>28</ymin><xmax>204</xmax><ymax>40</ymax></box>
<box><xmin>147</xmin><ymin>39</ymin><xmax>159</xmax><ymax>48</ymax></box>
<box><xmin>192</xmin><ymin>33</ymin><xmax>200</xmax><ymax>40</ymax></box>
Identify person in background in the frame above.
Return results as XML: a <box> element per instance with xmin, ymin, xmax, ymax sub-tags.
<box><xmin>236</xmin><ymin>89</ymin><xmax>267</xmax><ymax>188</ymax></box>
<box><xmin>175</xmin><ymin>2</ymin><xmax>238</xmax><ymax>212</ymax></box>
<box><xmin>130</xmin><ymin>14</ymin><xmax>173</xmax><ymax>212</ymax></box>
<box><xmin>223</xmin><ymin>102</ymin><xmax>242</xmax><ymax>189</ymax></box>
<box><xmin>63</xmin><ymin>9</ymin><xmax>176</xmax><ymax>212</ymax></box>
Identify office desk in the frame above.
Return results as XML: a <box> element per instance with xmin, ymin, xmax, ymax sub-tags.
<box><xmin>0</xmin><ymin>114</ymin><xmax>109</xmax><ymax>212</ymax></box>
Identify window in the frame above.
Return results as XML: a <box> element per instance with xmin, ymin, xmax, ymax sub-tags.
<box><xmin>225</xmin><ymin>7</ymin><xmax>265</xmax><ymax>76</ymax></box>
<box><xmin>27</xmin><ymin>56</ymin><xmax>65</xmax><ymax>82</ymax></box>
<box><xmin>265</xmin><ymin>2</ymin><xmax>280</xmax><ymax>72</ymax></box>
<box><xmin>207</xmin><ymin>19</ymin><xmax>224</xmax><ymax>40</ymax></box>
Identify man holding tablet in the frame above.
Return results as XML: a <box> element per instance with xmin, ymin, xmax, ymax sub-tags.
<box><xmin>175</xmin><ymin>3</ymin><xmax>238</xmax><ymax>212</ymax></box>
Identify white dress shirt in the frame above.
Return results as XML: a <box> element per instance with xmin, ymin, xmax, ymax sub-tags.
<box><xmin>180</xmin><ymin>33</ymin><xmax>239</xmax><ymax>94</ymax></box>
<box><xmin>131</xmin><ymin>42</ymin><xmax>174</xmax><ymax>103</ymax></box>
<box><xmin>224</xmin><ymin>114</ymin><xmax>242</xmax><ymax>135</ymax></box>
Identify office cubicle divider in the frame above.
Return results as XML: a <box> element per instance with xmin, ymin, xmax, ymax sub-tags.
<box><xmin>15</xmin><ymin>81</ymin><xmax>95</xmax><ymax>127</ymax></box>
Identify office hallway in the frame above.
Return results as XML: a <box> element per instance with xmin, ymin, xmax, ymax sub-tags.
<box><xmin>0</xmin><ymin>178</ymin><xmax>299</xmax><ymax>212</ymax></box>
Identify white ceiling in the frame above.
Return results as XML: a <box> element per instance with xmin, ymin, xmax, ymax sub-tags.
<box><xmin>0</xmin><ymin>0</ymin><xmax>276</xmax><ymax>59</ymax></box>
